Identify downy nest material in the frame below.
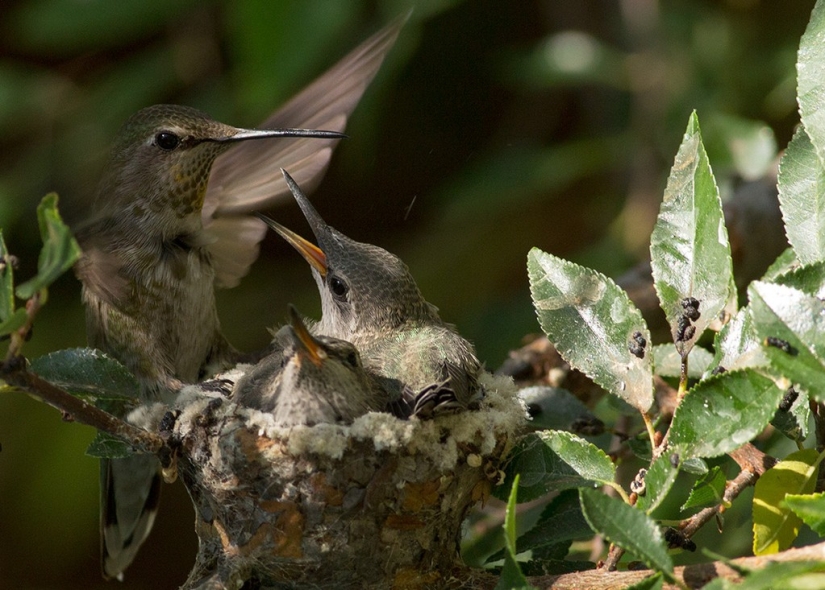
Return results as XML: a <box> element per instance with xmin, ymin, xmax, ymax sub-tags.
<box><xmin>170</xmin><ymin>371</ymin><xmax>526</xmax><ymax>589</ymax></box>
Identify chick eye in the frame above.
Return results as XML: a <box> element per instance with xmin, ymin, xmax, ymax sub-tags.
<box><xmin>329</xmin><ymin>275</ymin><xmax>349</xmax><ymax>301</ymax></box>
<box><xmin>155</xmin><ymin>131</ymin><xmax>181</xmax><ymax>151</ymax></box>
<box><xmin>344</xmin><ymin>351</ymin><xmax>359</xmax><ymax>368</ymax></box>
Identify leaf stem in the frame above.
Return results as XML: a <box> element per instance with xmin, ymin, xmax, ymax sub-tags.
<box><xmin>642</xmin><ymin>411</ymin><xmax>658</xmax><ymax>449</ymax></box>
<box><xmin>678</xmin><ymin>353</ymin><xmax>689</xmax><ymax>398</ymax></box>
<box><xmin>607</xmin><ymin>481</ymin><xmax>632</xmax><ymax>505</ymax></box>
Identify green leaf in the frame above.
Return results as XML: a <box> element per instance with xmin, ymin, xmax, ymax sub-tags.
<box><xmin>784</xmin><ymin>491</ymin><xmax>825</xmax><ymax>536</ymax></box>
<box><xmin>749</xmin><ymin>281</ymin><xmax>825</xmax><ymax>400</ymax></box>
<box><xmin>753</xmin><ymin>448</ymin><xmax>821</xmax><ymax>555</ymax></box>
<box><xmin>774</xmin><ymin>258</ymin><xmax>825</xmax><ymax>298</ymax></box>
<box><xmin>627</xmin><ymin>436</ymin><xmax>707</xmax><ymax>476</ymax></box>
<box><xmin>495</xmin><ymin>474</ymin><xmax>534</xmax><ymax>590</ymax></box>
<box><xmin>498</xmin><ymin>431</ymin><xmax>616</xmax><ymax>502</ymax></box>
<box><xmin>635</xmin><ymin>453</ymin><xmax>680</xmax><ymax>515</ymax></box>
<box><xmin>85</xmin><ymin>431</ymin><xmax>135</xmax><ymax>459</ymax></box>
<box><xmin>650</xmin><ymin>111</ymin><xmax>734</xmax><ymax>355</ymax></box>
<box><xmin>0</xmin><ymin>230</ymin><xmax>13</xmax><ymax>322</ymax></box>
<box><xmin>798</xmin><ymin>0</ymin><xmax>825</xmax><ymax>165</ymax></box>
<box><xmin>681</xmin><ymin>458</ymin><xmax>709</xmax><ymax>476</ymax></box>
<box><xmin>528</xmin><ymin>248</ymin><xmax>653</xmax><ymax>412</ymax></box>
<box><xmin>0</xmin><ymin>308</ymin><xmax>28</xmax><ymax>338</ymax></box>
<box><xmin>707</xmin><ymin>307</ymin><xmax>766</xmax><ymax>375</ymax></box>
<box><xmin>515</xmin><ymin>490</ymin><xmax>592</xmax><ymax>556</ymax></box>
<box><xmin>761</xmin><ymin>247</ymin><xmax>799</xmax><ymax>282</ymax></box>
<box><xmin>726</xmin><ymin>561</ymin><xmax>825</xmax><ymax>590</ymax></box>
<box><xmin>30</xmin><ymin>348</ymin><xmax>139</xmax><ymax>400</ymax></box>
<box><xmin>682</xmin><ymin>465</ymin><xmax>727</xmax><ymax>511</ymax></box>
<box><xmin>771</xmin><ymin>387</ymin><xmax>810</xmax><ymax>442</ymax></box>
<box><xmin>669</xmin><ymin>369</ymin><xmax>785</xmax><ymax>460</ymax></box>
<box><xmin>518</xmin><ymin>386</ymin><xmax>602</xmax><ymax>434</ymax></box>
<box><xmin>579</xmin><ymin>488</ymin><xmax>673</xmax><ymax>578</ymax></box>
<box><xmin>777</xmin><ymin>127</ymin><xmax>825</xmax><ymax>265</ymax></box>
<box><xmin>627</xmin><ymin>436</ymin><xmax>653</xmax><ymax>462</ymax></box>
<box><xmin>652</xmin><ymin>343</ymin><xmax>713</xmax><ymax>379</ymax></box>
<box><xmin>539</xmin><ymin>430</ymin><xmax>616</xmax><ymax>485</ymax></box>
<box><xmin>16</xmin><ymin>193</ymin><xmax>82</xmax><ymax>299</ymax></box>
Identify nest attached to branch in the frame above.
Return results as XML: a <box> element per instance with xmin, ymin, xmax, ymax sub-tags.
<box><xmin>170</xmin><ymin>372</ymin><xmax>526</xmax><ymax>590</ymax></box>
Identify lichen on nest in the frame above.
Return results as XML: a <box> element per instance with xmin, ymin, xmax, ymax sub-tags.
<box><xmin>175</xmin><ymin>371</ymin><xmax>526</xmax><ymax>472</ymax></box>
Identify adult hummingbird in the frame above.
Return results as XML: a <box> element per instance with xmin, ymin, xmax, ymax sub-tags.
<box><xmin>257</xmin><ymin>170</ymin><xmax>484</xmax><ymax>418</ymax></box>
<box><xmin>73</xmin><ymin>19</ymin><xmax>404</xmax><ymax>580</ymax></box>
<box><xmin>234</xmin><ymin>305</ymin><xmax>387</xmax><ymax>425</ymax></box>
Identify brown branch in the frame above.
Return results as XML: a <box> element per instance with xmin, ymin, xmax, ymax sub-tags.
<box><xmin>0</xmin><ymin>355</ymin><xmax>164</xmax><ymax>455</ymax></box>
<box><xmin>599</xmin><ymin>414</ymin><xmax>635</xmax><ymax>571</ymax></box>
<box><xmin>455</xmin><ymin>540</ymin><xmax>825</xmax><ymax>589</ymax></box>
<box><xmin>604</xmin><ymin>443</ymin><xmax>774</xmax><ymax>570</ymax></box>
<box><xmin>679</xmin><ymin>444</ymin><xmax>774</xmax><ymax>540</ymax></box>
<box><xmin>728</xmin><ymin>442</ymin><xmax>776</xmax><ymax>476</ymax></box>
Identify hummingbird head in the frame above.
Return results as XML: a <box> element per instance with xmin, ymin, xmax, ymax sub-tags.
<box><xmin>280</xmin><ymin>305</ymin><xmax>377</xmax><ymax>424</ymax></box>
<box><xmin>258</xmin><ymin>170</ymin><xmax>439</xmax><ymax>344</ymax></box>
<box><xmin>286</xmin><ymin>304</ymin><xmax>361</xmax><ymax>371</ymax></box>
<box><xmin>94</xmin><ymin>105</ymin><xmax>346</xmax><ymax>241</ymax></box>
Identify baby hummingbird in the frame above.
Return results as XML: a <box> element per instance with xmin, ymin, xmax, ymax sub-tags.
<box><xmin>234</xmin><ymin>305</ymin><xmax>387</xmax><ymax>426</ymax></box>
<box><xmin>258</xmin><ymin>170</ymin><xmax>484</xmax><ymax>418</ymax></box>
<box><xmin>74</xmin><ymin>19</ymin><xmax>404</xmax><ymax>580</ymax></box>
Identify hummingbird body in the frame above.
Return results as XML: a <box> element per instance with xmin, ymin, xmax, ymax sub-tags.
<box><xmin>76</xmin><ymin>105</ymin><xmax>347</xmax><ymax>580</ymax></box>
<box><xmin>259</xmin><ymin>170</ymin><xmax>484</xmax><ymax>416</ymax></box>
<box><xmin>234</xmin><ymin>306</ymin><xmax>386</xmax><ymax>425</ymax></box>
<box><xmin>79</xmin><ymin>200</ymin><xmax>226</xmax><ymax>393</ymax></box>
<box><xmin>358</xmin><ymin>323</ymin><xmax>479</xmax><ymax>408</ymax></box>
<box><xmin>73</xmin><ymin>18</ymin><xmax>404</xmax><ymax>578</ymax></box>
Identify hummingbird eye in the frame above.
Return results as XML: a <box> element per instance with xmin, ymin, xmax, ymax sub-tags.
<box><xmin>154</xmin><ymin>131</ymin><xmax>181</xmax><ymax>151</ymax></box>
<box><xmin>328</xmin><ymin>275</ymin><xmax>349</xmax><ymax>301</ymax></box>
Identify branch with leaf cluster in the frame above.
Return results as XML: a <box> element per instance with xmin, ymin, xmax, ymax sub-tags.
<box><xmin>479</xmin><ymin>2</ymin><xmax>825</xmax><ymax>586</ymax></box>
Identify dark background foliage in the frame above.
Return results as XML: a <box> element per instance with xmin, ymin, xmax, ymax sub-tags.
<box><xmin>0</xmin><ymin>0</ymin><xmax>813</xmax><ymax>587</ymax></box>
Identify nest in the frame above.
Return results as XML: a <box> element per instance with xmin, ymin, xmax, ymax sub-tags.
<box><xmin>171</xmin><ymin>373</ymin><xmax>526</xmax><ymax>589</ymax></box>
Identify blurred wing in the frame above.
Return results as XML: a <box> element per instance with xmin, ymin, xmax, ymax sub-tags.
<box><xmin>75</xmin><ymin>237</ymin><xmax>132</xmax><ymax>313</ymax></box>
<box><xmin>206</xmin><ymin>17</ymin><xmax>404</xmax><ymax>215</ymax></box>
<box><xmin>206</xmin><ymin>216</ymin><xmax>267</xmax><ymax>288</ymax></box>
<box><xmin>204</xmin><ymin>16</ymin><xmax>405</xmax><ymax>288</ymax></box>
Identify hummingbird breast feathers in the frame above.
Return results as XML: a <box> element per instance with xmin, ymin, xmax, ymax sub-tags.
<box><xmin>79</xmin><ymin>233</ymin><xmax>225</xmax><ymax>389</ymax></box>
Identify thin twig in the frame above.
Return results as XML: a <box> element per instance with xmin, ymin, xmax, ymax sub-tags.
<box><xmin>1</xmin><ymin>355</ymin><xmax>164</xmax><ymax>455</ymax></box>
<box><xmin>4</xmin><ymin>291</ymin><xmax>43</xmax><ymax>362</ymax></box>
<box><xmin>679</xmin><ymin>444</ymin><xmax>774</xmax><ymax>539</ymax></box>
<box><xmin>601</xmin><ymin>544</ymin><xmax>624</xmax><ymax>572</ymax></box>
<box><xmin>678</xmin><ymin>352</ymin><xmax>688</xmax><ymax>399</ymax></box>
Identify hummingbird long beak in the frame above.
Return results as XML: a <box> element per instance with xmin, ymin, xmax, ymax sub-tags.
<box><xmin>254</xmin><ymin>213</ymin><xmax>328</xmax><ymax>277</ymax></box>
<box><xmin>280</xmin><ymin>168</ymin><xmax>334</xmax><ymax>244</ymax></box>
<box><xmin>287</xmin><ymin>304</ymin><xmax>326</xmax><ymax>367</ymax></box>
<box><xmin>219</xmin><ymin>127</ymin><xmax>347</xmax><ymax>143</ymax></box>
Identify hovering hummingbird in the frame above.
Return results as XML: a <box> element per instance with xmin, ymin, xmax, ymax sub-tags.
<box><xmin>257</xmin><ymin>169</ymin><xmax>484</xmax><ymax>418</ymax></box>
<box><xmin>234</xmin><ymin>305</ymin><xmax>387</xmax><ymax>425</ymax></box>
<box><xmin>73</xmin><ymin>19</ymin><xmax>404</xmax><ymax>580</ymax></box>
